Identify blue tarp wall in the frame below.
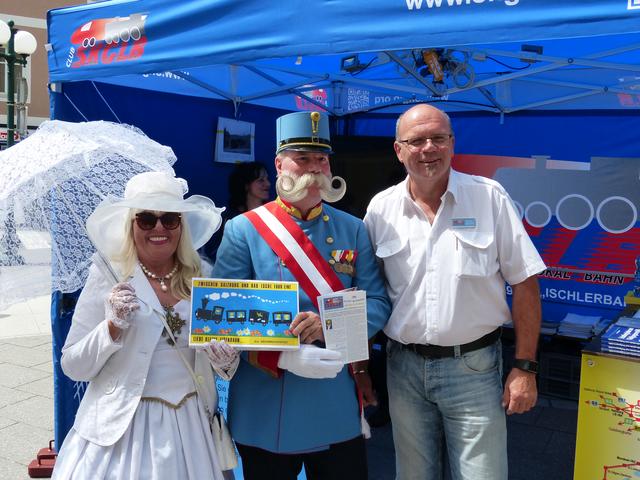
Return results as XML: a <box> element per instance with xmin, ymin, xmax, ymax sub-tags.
<box><xmin>49</xmin><ymin>82</ymin><xmax>640</xmax><ymax>453</ymax></box>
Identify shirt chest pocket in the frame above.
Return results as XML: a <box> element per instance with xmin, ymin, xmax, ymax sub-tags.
<box><xmin>451</xmin><ymin>230</ymin><xmax>497</xmax><ymax>278</ymax></box>
<box><xmin>376</xmin><ymin>238</ymin><xmax>414</xmax><ymax>289</ymax></box>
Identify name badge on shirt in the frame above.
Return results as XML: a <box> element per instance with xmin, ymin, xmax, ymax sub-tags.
<box><xmin>451</xmin><ymin>218</ymin><xmax>476</xmax><ymax>229</ymax></box>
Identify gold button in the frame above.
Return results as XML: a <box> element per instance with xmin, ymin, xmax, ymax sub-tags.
<box><xmin>329</xmin><ymin>259</ymin><xmax>336</xmax><ymax>265</ymax></box>
<box><xmin>326</xmin><ymin>236</ymin><xmax>334</xmax><ymax>244</ymax></box>
<box><xmin>323</xmin><ymin>215</ymin><xmax>329</xmax><ymax>222</ymax></box>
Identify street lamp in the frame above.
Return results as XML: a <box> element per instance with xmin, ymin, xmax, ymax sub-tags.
<box><xmin>0</xmin><ymin>19</ymin><xmax>37</xmax><ymax>148</ymax></box>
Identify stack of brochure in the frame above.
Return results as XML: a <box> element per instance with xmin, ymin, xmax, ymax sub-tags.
<box><xmin>540</xmin><ymin>321</ymin><xmax>559</xmax><ymax>335</ymax></box>
<box><xmin>601</xmin><ymin>317</ymin><xmax>640</xmax><ymax>357</ymax></box>
<box><xmin>503</xmin><ymin>316</ymin><xmax>608</xmax><ymax>338</ymax></box>
<box><xmin>613</xmin><ymin>316</ymin><xmax>640</xmax><ymax>328</ymax></box>
<box><xmin>592</xmin><ymin>317</ymin><xmax>613</xmax><ymax>337</ymax></box>
<box><xmin>557</xmin><ymin>313</ymin><xmax>602</xmax><ymax>339</ymax></box>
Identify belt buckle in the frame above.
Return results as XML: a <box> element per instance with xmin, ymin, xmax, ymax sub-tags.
<box><xmin>420</xmin><ymin>343</ymin><xmax>435</xmax><ymax>357</ymax></box>
<box><xmin>407</xmin><ymin>343</ymin><xmax>427</xmax><ymax>357</ymax></box>
<box><xmin>419</xmin><ymin>343</ymin><xmax>440</xmax><ymax>359</ymax></box>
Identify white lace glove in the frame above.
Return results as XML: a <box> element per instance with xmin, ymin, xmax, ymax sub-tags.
<box><xmin>277</xmin><ymin>345</ymin><xmax>343</xmax><ymax>379</ymax></box>
<box><xmin>105</xmin><ymin>282</ymin><xmax>140</xmax><ymax>330</ymax></box>
<box><xmin>205</xmin><ymin>340</ymin><xmax>240</xmax><ymax>380</ymax></box>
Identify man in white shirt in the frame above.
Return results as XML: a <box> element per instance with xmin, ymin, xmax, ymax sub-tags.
<box><xmin>364</xmin><ymin>104</ymin><xmax>546</xmax><ymax>480</ymax></box>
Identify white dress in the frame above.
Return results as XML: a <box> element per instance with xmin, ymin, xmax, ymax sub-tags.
<box><xmin>53</xmin><ymin>300</ymin><xmax>225</xmax><ymax>480</ymax></box>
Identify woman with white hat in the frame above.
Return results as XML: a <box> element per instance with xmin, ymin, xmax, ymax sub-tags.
<box><xmin>52</xmin><ymin>171</ymin><xmax>238</xmax><ymax>480</ymax></box>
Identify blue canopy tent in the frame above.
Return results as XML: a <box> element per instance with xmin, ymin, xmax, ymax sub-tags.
<box><xmin>44</xmin><ymin>0</ymin><xmax>640</xmax><ymax>214</ymax></box>
<box><xmin>46</xmin><ymin>0</ymin><xmax>640</xmax><ymax>115</ymax></box>
<box><xmin>46</xmin><ymin>0</ymin><xmax>640</xmax><ymax>453</ymax></box>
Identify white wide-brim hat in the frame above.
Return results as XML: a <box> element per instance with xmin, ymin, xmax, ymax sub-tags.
<box><xmin>87</xmin><ymin>171</ymin><xmax>224</xmax><ymax>258</ymax></box>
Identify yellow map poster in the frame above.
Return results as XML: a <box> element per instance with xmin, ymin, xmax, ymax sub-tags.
<box><xmin>574</xmin><ymin>352</ymin><xmax>640</xmax><ymax>479</ymax></box>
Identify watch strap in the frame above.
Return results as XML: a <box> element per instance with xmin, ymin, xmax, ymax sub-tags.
<box><xmin>513</xmin><ymin>358</ymin><xmax>539</xmax><ymax>374</ymax></box>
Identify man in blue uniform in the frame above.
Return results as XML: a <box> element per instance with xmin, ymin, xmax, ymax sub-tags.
<box><xmin>213</xmin><ymin>111</ymin><xmax>390</xmax><ymax>480</ymax></box>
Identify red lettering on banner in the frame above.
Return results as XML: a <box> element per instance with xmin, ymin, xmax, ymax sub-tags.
<box><xmin>115</xmin><ymin>44</ymin><xmax>131</xmax><ymax>62</ymax></box>
<box><xmin>116</xmin><ymin>36</ymin><xmax>146</xmax><ymax>62</ymax></box>
<box><xmin>128</xmin><ymin>37</ymin><xmax>146</xmax><ymax>60</ymax></box>
<box><xmin>71</xmin><ymin>36</ymin><xmax>147</xmax><ymax>68</ymax></box>
<box><xmin>85</xmin><ymin>47</ymin><xmax>100</xmax><ymax>67</ymax></box>
<box><xmin>71</xmin><ymin>48</ymin><xmax>86</xmax><ymax>68</ymax></box>
<box><xmin>101</xmin><ymin>42</ymin><xmax>119</xmax><ymax>64</ymax></box>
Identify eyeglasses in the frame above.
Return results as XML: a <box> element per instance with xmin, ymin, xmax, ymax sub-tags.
<box><xmin>134</xmin><ymin>212</ymin><xmax>182</xmax><ymax>230</ymax></box>
<box><xmin>397</xmin><ymin>134</ymin><xmax>452</xmax><ymax>150</ymax></box>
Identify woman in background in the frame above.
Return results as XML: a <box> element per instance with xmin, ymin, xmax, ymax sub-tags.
<box><xmin>227</xmin><ymin>161</ymin><xmax>271</xmax><ymax>216</ymax></box>
<box><xmin>204</xmin><ymin>161</ymin><xmax>272</xmax><ymax>261</ymax></box>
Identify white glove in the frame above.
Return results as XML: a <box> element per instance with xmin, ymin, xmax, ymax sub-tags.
<box><xmin>105</xmin><ymin>282</ymin><xmax>139</xmax><ymax>330</ymax></box>
<box><xmin>205</xmin><ymin>340</ymin><xmax>240</xmax><ymax>379</ymax></box>
<box><xmin>277</xmin><ymin>345</ymin><xmax>343</xmax><ymax>379</ymax></box>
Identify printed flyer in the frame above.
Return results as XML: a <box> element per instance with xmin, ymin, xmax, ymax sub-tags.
<box><xmin>318</xmin><ymin>289</ymin><xmax>369</xmax><ymax>363</ymax></box>
<box><xmin>190</xmin><ymin>278</ymin><xmax>299</xmax><ymax>350</ymax></box>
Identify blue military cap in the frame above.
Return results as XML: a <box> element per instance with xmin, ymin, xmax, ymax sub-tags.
<box><xmin>276</xmin><ymin>111</ymin><xmax>332</xmax><ymax>154</ymax></box>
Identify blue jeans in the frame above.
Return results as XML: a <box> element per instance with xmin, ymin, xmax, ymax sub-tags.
<box><xmin>387</xmin><ymin>340</ymin><xmax>507</xmax><ymax>480</ymax></box>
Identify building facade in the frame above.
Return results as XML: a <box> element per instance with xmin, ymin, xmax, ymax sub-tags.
<box><xmin>1</xmin><ymin>1</ymin><xmax>84</xmax><ymax>147</ymax></box>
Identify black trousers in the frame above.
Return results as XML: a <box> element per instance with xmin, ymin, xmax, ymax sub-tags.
<box><xmin>236</xmin><ymin>435</ymin><xmax>367</xmax><ymax>480</ymax></box>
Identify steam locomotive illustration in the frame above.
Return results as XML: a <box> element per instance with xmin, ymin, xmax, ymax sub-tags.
<box><xmin>71</xmin><ymin>13</ymin><xmax>147</xmax><ymax>48</ymax></box>
<box><xmin>194</xmin><ymin>298</ymin><xmax>292</xmax><ymax>326</ymax></box>
<box><xmin>194</xmin><ymin>297</ymin><xmax>222</xmax><ymax>322</ymax></box>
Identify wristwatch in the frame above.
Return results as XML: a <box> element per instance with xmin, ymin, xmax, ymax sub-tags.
<box><xmin>513</xmin><ymin>359</ymin><xmax>539</xmax><ymax>374</ymax></box>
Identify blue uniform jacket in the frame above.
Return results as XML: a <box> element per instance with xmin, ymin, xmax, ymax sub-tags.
<box><xmin>212</xmin><ymin>203</ymin><xmax>390</xmax><ymax>453</ymax></box>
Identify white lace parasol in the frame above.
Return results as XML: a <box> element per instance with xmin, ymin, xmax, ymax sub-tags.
<box><xmin>0</xmin><ymin>120</ymin><xmax>177</xmax><ymax>311</ymax></box>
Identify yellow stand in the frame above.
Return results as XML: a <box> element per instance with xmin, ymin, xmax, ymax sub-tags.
<box><xmin>624</xmin><ymin>291</ymin><xmax>640</xmax><ymax>306</ymax></box>
<box><xmin>574</xmin><ymin>353</ymin><xmax>640</xmax><ymax>479</ymax></box>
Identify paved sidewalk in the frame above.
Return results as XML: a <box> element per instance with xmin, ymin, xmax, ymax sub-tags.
<box><xmin>0</xmin><ymin>296</ymin><xmax>54</xmax><ymax>480</ymax></box>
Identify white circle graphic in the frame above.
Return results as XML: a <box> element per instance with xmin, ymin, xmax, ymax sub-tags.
<box><xmin>525</xmin><ymin>201</ymin><xmax>551</xmax><ymax>228</ymax></box>
<box><xmin>596</xmin><ymin>196</ymin><xmax>637</xmax><ymax>234</ymax></box>
<box><xmin>555</xmin><ymin>194</ymin><xmax>594</xmax><ymax>230</ymax></box>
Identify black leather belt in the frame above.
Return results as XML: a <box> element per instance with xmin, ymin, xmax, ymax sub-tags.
<box><xmin>401</xmin><ymin>328</ymin><xmax>501</xmax><ymax>359</ymax></box>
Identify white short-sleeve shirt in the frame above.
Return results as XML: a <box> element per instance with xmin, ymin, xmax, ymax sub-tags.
<box><xmin>364</xmin><ymin>169</ymin><xmax>546</xmax><ymax>346</ymax></box>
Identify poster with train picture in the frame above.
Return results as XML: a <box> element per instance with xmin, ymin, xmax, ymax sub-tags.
<box><xmin>190</xmin><ymin>278</ymin><xmax>300</xmax><ymax>350</ymax></box>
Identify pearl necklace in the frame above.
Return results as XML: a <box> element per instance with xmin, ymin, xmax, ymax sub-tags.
<box><xmin>139</xmin><ymin>262</ymin><xmax>178</xmax><ymax>292</ymax></box>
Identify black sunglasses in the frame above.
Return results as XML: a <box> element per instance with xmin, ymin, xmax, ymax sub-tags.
<box><xmin>134</xmin><ymin>212</ymin><xmax>182</xmax><ymax>231</ymax></box>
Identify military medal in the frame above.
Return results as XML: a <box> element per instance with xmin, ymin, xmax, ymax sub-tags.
<box><xmin>330</xmin><ymin>249</ymin><xmax>357</xmax><ymax>276</ymax></box>
<box><xmin>334</xmin><ymin>263</ymin><xmax>353</xmax><ymax>275</ymax></box>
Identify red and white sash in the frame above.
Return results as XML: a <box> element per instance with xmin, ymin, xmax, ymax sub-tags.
<box><xmin>244</xmin><ymin>201</ymin><xmax>344</xmax><ymax>307</ymax></box>
<box><xmin>244</xmin><ymin>202</ymin><xmax>369</xmax><ymax>434</ymax></box>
